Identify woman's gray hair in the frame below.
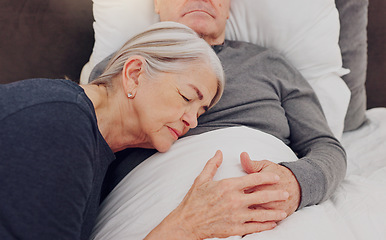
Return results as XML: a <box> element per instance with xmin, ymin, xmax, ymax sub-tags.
<box><xmin>92</xmin><ymin>21</ymin><xmax>225</xmax><ymax>109</ymax></box>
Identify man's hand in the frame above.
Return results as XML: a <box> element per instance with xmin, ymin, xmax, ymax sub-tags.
<box><xmin>240</xmin><ymin>152</ymin><xmax>301</xmax><ymax>217</ymax></box>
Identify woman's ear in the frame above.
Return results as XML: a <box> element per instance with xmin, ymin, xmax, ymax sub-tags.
<box><xmin>121</xmin><ymin>56</ymin><xmax>146</xmax><ymax>98</ymax></box>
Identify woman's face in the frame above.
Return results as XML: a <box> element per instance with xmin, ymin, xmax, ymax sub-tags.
<box><xmin>133</xmin><ymin>65</ymin><xmax>218</xmax><ymax>152</ymax></box>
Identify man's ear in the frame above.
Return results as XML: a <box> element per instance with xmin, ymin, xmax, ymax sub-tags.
<box><xmin>121</xmin><ymin>56</ymin><xmax>146</xmax><ymax>97</ymax></box>
<box><xmin>154</xmin><ymin>0</ymin><xmax>160</xmax><ymax>14</ymax></box>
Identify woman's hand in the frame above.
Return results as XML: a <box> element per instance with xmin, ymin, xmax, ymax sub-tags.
<box><xmin>145</xmin><ymin>150</ymin><xmax>289</xmax><ymax>240</ymax></box>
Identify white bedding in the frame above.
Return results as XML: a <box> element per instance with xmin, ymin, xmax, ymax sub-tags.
<box><xmin>91</xmin><ymin>108</ymin><xmax>386</xmax><ymax>240</ymax></box>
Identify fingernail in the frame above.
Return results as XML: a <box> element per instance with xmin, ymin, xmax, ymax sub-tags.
<box><xmin>274</xmin><ymin>175</ymin><xmax>280</xmax><ymax>181</ymax></box>
<box><xmin>281</xmin><ymin>212</ymin><xmax>287</xmax><ymax>218</ymax></box>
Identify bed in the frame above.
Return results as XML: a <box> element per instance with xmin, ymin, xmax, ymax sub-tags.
<box><xmin>91</xmin><ymin>109</ymin><xmax>386</xmax><ymax>240</ymax></box>
<box><xmin>1</xmin><ymin>0</ymin><xmax>385</xmax><ymax>239</ymax></box>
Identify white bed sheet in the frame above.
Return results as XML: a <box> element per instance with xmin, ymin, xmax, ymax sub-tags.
<box><xmin>91</xmin><ymin>107</ymin><xmax>386</xmax><ymax>240</ymax></box>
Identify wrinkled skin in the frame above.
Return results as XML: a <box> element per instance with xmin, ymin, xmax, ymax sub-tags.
<box><xmin>145</xmin><ymin>151</ymin><xmax>290</xmax><ymax>239</ymax></box>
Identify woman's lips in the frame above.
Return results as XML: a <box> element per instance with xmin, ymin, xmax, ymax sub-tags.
<box><xmin>168</xmin><ymin>127</ymin><xmax>181</xmax><ymax>140</ymax></box>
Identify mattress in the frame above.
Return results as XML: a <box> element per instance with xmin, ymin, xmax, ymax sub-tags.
<box><xmin>91</xmin><ymin>107</ymin><xmax>386</xmax><ymax>240</ymax></box>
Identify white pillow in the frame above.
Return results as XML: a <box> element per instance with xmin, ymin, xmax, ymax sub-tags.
<box><xmin>81</xmin><ymin>0</ymin><xmax>350</xmax><ymax>139</ymax></box>
<box><xmin>90</xmin><ymin>127</ymin><xmax>364</xmax><ymax>240</ymax></box>
<box><xmin>91</xmin><ymin>127</ymin><xmax>299</xmax><ymax>239</ymax></box>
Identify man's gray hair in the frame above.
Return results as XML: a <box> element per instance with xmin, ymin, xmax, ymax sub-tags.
<box><xmin>92</xmin><ymin>21</ymin><xmax>225</xmax><ymax>108</ymax></box>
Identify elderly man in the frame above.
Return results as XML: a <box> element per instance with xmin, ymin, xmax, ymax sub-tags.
<box><xmin>93</xmin><ymin>0</ymin><xmax>346</xmax><ymax>239</ymax></box>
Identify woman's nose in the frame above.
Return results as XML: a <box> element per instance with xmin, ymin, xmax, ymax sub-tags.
<box><xmin>182</xmin><ymin>111</ymin><xmax>198</xmax><ymax>129</ymax></box>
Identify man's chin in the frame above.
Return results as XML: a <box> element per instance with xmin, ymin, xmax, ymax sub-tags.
<box><xmin>179</xmin><ymin>17</ymin><xmax>212</xmax><ymax>34</ymax></box>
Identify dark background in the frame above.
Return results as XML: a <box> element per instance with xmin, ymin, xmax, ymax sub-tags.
<box><xmin>0</xmin><ymin>0</ymin><xmax>384</xmax><ymax>108</ymax></box>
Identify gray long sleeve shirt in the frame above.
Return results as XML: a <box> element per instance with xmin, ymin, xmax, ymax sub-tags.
<box><xmin>91</xmin><ymin>40</ymin><xmax>347</xmax><ymax>209</ymax></box>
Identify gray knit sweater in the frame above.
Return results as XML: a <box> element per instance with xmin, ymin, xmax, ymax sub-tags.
<box><xmin>90</xmin><ymin>40</ymin><xmax>347</xmax><ymax>209</ymax></box>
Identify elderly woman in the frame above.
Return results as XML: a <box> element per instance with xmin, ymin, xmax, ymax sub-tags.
<box><xmin>0</xmin><ymin>22</ymin><xmax>222</xmax><ymax>239</ymax></box>
<box><xmin>0</xmin><ymin>22</ymin><xmax>288</xmax><ymax>240</ymax></box>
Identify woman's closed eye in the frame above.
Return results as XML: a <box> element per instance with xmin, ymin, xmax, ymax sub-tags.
<box><xmin>178</xmin><ymin>90</ymin><xmax>192</xmax><ymax>102</ymax></box>
<box><xmin>181</xmin><ymin>94</ymin><xmax>191</xmax><ymax>102</ymax></box>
